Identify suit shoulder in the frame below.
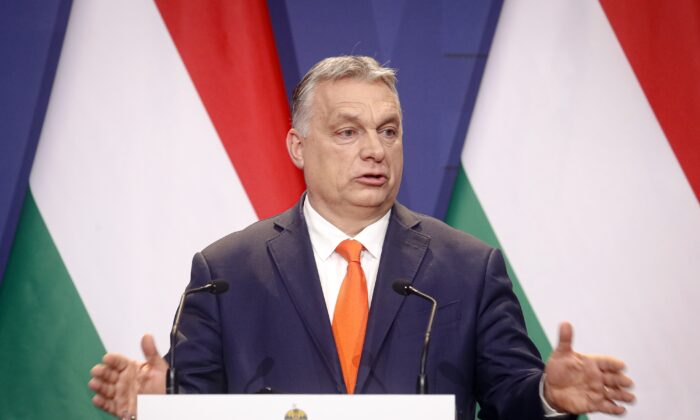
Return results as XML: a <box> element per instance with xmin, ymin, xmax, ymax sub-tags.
<box><xmin>405</xmin><ymin>209</ymin><xmax>496</xmax><ymax>256</ymax></box>
<box><xmin>199</xmin><ymin>211</ymin><xmax>288</xmax><ymax>261</ymax></box>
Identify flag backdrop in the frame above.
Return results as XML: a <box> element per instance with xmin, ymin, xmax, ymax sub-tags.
<box><xmin>1</xmin><ymin>1</ymin><xmax>698</xmax><ymax>419</ymax></box>
<box><xmin>448</xmin><ymin>1</ymin><xmax>700</xmax><ymax>419</ymax></box>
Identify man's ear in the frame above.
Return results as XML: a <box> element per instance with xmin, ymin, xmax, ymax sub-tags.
<box><xmin>286</xmin><ymin>128</ymin><xmax>305</xmax><ymax>169</ymax></box>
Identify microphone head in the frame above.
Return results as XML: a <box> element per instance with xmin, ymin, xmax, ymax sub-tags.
<box><xmin>392</xmin><ymin>280</ymin><xmax>411</xmax><ymax>296</ymax></box>
<box><xmin>209</xmin><ymin>279</ymin><xmax>229</xmax><ymax>295</ymax></box>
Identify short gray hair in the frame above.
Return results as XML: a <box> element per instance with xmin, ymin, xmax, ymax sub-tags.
<box><xmin>291</xmin><ymin>56</ymin><xmax>400</xmax><ymax>136</ymax></box>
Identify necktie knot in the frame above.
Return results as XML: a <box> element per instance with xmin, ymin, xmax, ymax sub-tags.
<box><xmin>335</xmin><ymin>239</ymin><xmax>363</xmax><ymax>263</ymax></box>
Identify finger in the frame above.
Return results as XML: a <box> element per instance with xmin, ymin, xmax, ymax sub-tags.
<box><xmin>596</xmin><ymin>398</ymin><xmax>626</xmax><ymax>415</ymax></box>
<box><xmin>89</xmin><ymin>364</ymin><xmax>105</xmax><ymax>380</ymax></box>
<box><xmin>91</xmin><ymin>394</ymin><xmax>105</xmax><ymax>410</ymax></box>
<box><xmin>88</xmin><ymin>378</ymin><xmax>116</xmax><ymax>399</ymax></box>
<box><xmin>87</xmin><ymin>377</ymin><xmax>100</xmax><ymax>393</ymax></box>
<box><xmin>595</xmin><ymin>356</ymin><xmax>626</xmax><ymax>372</ymax></box>
<box><xmin>91</xmin><ymin>378</ymin><xmax>116</xmax><ymax>399</ymax></box>
<box><xmin>89</xmin><ymin>363</ymin><xmax>103</xmax><ymax>377</ymax></box>
<box><xmin>90</xmin><ymin>364</ymin><xmax>120</xmax><ymax>384</ymax></box>
<box><xmin>556</xmin><ymin>322</ymin><xmax>574</xmax><ymax>353</ymax></box>
<box><xmin>605</xmin><ymin>387</ymin><xmax>636</xmax><ymax>404</ymax></box>
<box><xmin>141</xmin><ymin>333</ymin><xmax>169</xmax><ymax>369</ymax></box>
<box><xmin>103</xmin><ymin>352</ymin><xmax>131</xmax><ymax>371</ymax></box>
<box><xmin>92</xmin><ymin>394</ymin><xmax>117</xmax><ymax>416</ymax></box>
<box><xmin>604</xmin><ymin>371</ymin><xmax>634</xmax><ymax>388</ymax></box>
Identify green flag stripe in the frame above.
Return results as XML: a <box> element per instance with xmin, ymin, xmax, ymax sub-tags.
<box><xmin>445</xmin><ymin>166</ymin><xmax>552</xmax><ymax>357</ymax></box>
<box><xmin>0</xmin><ymin>190</ymin><xmax>111</xmax><ymax>419</ymax></box>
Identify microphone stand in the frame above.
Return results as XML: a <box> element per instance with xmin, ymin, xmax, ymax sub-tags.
<box><xmin>166</xmin><ymin>280</ymin><xmax>229</xmax><ymax>394</ymax></box>
<box><xmin>413</xmin><ymin>289</ymin><xmax>437</xmax><ymax>394</ymax></box>
<box><xmin>166</xmin><ymin>292</ymin><xmax>188</xmax><ymax>394</ymax></box>
<box><xmin>392</xmin><ymin>281</ymin><xmax>438</xmax><ymax>394</ymax></box>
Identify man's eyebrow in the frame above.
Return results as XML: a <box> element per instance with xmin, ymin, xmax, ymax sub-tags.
<box><xmin>329</xmin><ymin>111</ymin><xmax>401</xmax><ymax>128</ymax></box>
<box><xmin>378</xmin><ymin>114</ymin><xmax>401</xmax><ymax>127</ymax></box>
<box><xmin>331</xmin><ymin>112</ymin><xmax>362</xmax><ymax>124</ymax></box>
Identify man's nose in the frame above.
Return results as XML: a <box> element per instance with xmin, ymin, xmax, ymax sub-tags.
<box><xmin>360</xmin><ymin>130</ymin><xmax>386</xmax><ymax>161</ymax></box>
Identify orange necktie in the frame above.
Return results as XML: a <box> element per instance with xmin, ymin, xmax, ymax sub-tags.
<box><xmin>332</xmin><ymin>239</ymin><xmax>369</xmax><ymax>394</ymax></box>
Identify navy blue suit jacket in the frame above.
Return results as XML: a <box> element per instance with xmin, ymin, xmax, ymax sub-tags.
<box><xmin>174</xmin><ymin>198</ymin><xmax>548</xmax><ymax>419</ymax></box>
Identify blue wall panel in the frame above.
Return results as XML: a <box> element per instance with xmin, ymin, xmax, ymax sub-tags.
<box><xmin>0</xmin><ymin>0</ymin><xmax>73</xmax><ymax>281</ymax></box>
<box><xmin>269</xmin><ymin>0</ymin><xmax>503</xmax><ymax>218</ymax></box>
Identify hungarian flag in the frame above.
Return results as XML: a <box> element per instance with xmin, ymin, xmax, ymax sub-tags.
<box><xmin>448</xmin><ymin>2</ymin><xmax>700</xmax><ymax>419</ymax></box>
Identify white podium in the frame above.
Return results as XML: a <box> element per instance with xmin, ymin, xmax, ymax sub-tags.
<box><xmin>138</xmin><ymin>394</ymin><xmax>455</xmax><ymax>419</ymax></box>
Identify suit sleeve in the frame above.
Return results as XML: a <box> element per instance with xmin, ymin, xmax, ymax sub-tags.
<box><xmin>168</xmin><ymin>251</ymin><xmax>227</xmax><ymax>393</ymax></box>
<box><xmin>474</xmin><ymin>248</ymin><xmax>548</xmax><ymax>420</ymax></box>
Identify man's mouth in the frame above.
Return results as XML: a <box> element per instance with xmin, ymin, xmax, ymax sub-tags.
<box><xmin>356</xmin><ymin>173</ymin><xmax>388</xmax><ymax>186</ymax></box>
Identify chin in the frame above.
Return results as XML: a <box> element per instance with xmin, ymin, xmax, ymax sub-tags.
<box><xmin>349</xmin><ymin>191</ymin><xmax>395</xmax><ymax>211</ymax></box>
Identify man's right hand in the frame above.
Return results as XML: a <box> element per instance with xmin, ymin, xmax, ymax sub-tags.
<box><xmin>88</xmin><ymin>334</ymin><xmax>168</xmax><ymax>418</ymax></box>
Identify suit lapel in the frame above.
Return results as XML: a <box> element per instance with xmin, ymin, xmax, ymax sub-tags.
<box><xmin>355</xmin><ymin>203</ymin><xmax>430</xmax><ymax>392</ymax></box>
<box><xmin>267</xmin><ymin>199</ymin><xmax>344</xmax><ymax>390</ymax></box>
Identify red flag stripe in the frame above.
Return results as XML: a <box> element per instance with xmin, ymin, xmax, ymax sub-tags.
<box><xmin>154</xmin><ymin>0</ymin><xmax>305</xmax><ymax>219</ymax></box>
<box><xmin>600</xmin><ymin>0</ymin><xmax>700</xmax><ymax>202</ymax></box>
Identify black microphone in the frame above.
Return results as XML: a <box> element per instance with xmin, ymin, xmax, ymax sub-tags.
<box><xmin>166</xmin><ymin>279</ymin><xmax>229</xmax><ymax>394</ymax></box>
<box><xmin>392</xmin><ymin>280</ymin><xmax>437</xmax><ymax>394</ymax></box>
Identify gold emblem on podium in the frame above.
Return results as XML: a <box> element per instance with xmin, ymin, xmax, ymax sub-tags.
<box><xmin>284</xmin><ymin>404</ymin><xmax>308</xmax><ymax>420</ymax></box>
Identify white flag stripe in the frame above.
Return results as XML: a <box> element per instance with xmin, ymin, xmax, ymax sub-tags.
<box><xmin>30</xmin><ymin>0</ymin><xmax>257</xmax><ymax>359</ymax></box>
<box><xmin>463</xmin><ymin>1</ymin><xmax>700</xmax><ymax>418</ymax></box>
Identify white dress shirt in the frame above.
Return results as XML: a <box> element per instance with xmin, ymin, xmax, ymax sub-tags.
<box><xmin>303</xmin><ymin>196</ymin><xmax>390</xmax><ymax>321</ymax></box>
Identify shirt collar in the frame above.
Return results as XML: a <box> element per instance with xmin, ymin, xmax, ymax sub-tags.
<box><xmin>303</xmin><ymin>196</ymin><xmax>391</xmax><ymax>261</ymax></box>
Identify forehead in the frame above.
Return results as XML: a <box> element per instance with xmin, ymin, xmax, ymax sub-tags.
<box><xmin>312</xmin><ymin>79</ymin><xmax>400</xmax><ymax>118</ymax></box>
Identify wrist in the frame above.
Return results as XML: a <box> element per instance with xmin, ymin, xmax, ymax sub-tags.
<box><xmin>541</xmin><ymin>374</ymin><xmax>568</xmax><ymax>417</ymax></box>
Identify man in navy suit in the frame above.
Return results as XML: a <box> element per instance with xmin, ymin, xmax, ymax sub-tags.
<box><xmin>89</xmin><ymin>56</ymin><xmax>635</xmax><ymax>419</ymax></box>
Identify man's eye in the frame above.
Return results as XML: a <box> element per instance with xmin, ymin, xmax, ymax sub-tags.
<box><xmin>337</xmin><ymin>129</ymin><xmax>356</xmax><ymax>138</ymax></box>
<box><xmin>381</xmin><ymin>127</ymin><xmax>398</xmax><ymax>138</ymax></box>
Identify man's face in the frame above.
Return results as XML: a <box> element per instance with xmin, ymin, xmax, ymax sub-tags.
<box><xmin>290</xmin><ymin>79</ymin><xmax>403</xmax><ymax>222</ymax></box>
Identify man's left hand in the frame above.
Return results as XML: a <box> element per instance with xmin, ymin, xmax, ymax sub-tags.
<box><xmin>543</xmin><ymin>322</ymin><xmax>635</xmax><ymax>415</ymax></box>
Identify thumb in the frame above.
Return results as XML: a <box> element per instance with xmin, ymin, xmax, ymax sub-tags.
<box><xmin>141</xmin><ymin>334</ymin><xmax>168</xmax><ymax>369</ymax></box>
<box><xmin>555</xmin><ymin>322</ymin><xmax>574</xmax><ymax>354</ymax></box>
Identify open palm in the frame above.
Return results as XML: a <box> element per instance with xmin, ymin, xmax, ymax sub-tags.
<box><xmin>544</xmin><ymin>323</ymin><xmax>635</xmax><ymax>415</ymax></box>
<box><xmin>88</xmin><ymin>334</ymin><xmax>167</xmax><ymax>418</ymax></box>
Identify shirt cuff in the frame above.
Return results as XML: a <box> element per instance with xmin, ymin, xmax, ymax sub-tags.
<box><xmin>540</xmin><ymin>373</ymin><xmax>569</xmax><ymax>418</ymax></box>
